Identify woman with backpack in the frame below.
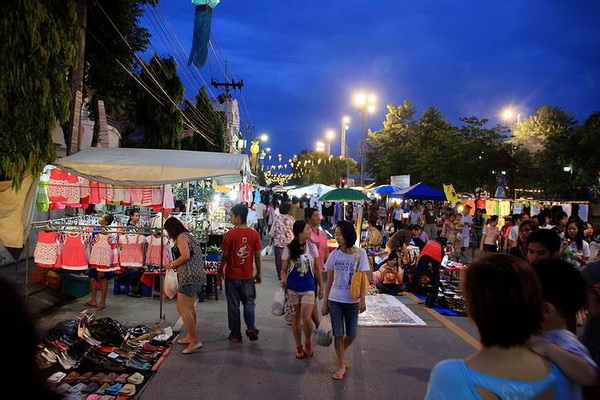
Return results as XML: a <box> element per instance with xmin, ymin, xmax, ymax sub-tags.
<box><xmin>280</xmin><ymin>220</ymin><xmax>324</xmax><ymax>360</ymax></box>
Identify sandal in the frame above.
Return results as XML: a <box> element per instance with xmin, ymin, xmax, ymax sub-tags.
<box><xmin>295</xmin><ymin>345</ymin><xmax>305</xmax><ymax>359</ymax></box>
<box><xmin>304</xmin><ymin>343</ymin><xmax>313</xmax><ymax>358</ymax></box>
<box><xmin>332</xmin><ymin>370</ymin><xmax>346</xmax><ymax>380</ymax></box>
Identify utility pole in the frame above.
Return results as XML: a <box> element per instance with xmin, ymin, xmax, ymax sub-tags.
<box><xmin>66</xmin><ymin>0</ymin><xmax>88</xmax><ymax>155</ymax></box>
<box><xmin>211</xmin><ymin>77</ymin><xmax>244</xmax><ymax>153</ymax></box>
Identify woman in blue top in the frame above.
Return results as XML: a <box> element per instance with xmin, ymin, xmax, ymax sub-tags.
<box><xmin>426</xmin><ymin>253</ymin><xmax>567</xmax><ymax>399</ymax></box>
<box><xmin>281</xmin><ymin>220</ymin><xmax>324</xmax><ymax>360</ymax></box>
<box><xmin>321</xmin><ymin>220</ymin><xmax>370</xmax><ymax>381</ymax></box>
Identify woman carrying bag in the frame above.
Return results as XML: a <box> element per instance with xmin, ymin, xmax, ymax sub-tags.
<box><xmin>321</xmin><ymin>220</ymin><xmax>369</xmax><ymax>380</ymax></box>
<box><xmin>280</xmin><ymin>220</ymin><xmax>324</xmax><ymax>359</ymax></box>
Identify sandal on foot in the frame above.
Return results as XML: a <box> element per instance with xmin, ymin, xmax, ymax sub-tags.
<box><xmin>295</xmin><ymin>346</ymin><xmax>305</xmax><ymax>359</ymax></box>
<box><xmin>304</xmin><ymin>344</ymin><xmax>313</xmax><ymax>357</ymax></box>
<box><xmin>332</xmin><ymin>370</ymin><xmax>346</xmax><ymax>380</ymax></box>
<box><xmin>182</xmin><ymin>341</ymin><xmax>203</xmax><ymax>355</ymax></box>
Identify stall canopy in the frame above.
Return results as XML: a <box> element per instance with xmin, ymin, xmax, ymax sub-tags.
<box><xmin>287</xmin><ymin>183</ymin><xmax>335</xmax><ymax>197</ymax></box>
<box><xmin>388</xmin><ymin>182</ymin><xmax>446</xmax><ymax>201</ymax></box>
<box><xmin>53</xmin><ymin>147</ymin><xmax>251</xmax><ymax>186</ymax></box>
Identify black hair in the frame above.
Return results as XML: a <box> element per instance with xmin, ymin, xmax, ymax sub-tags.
<box><xmin>527</xmin><ymin>229</ymin><xmax>561</xmax><ymax>254</ymax></box>
<box><xmin>304</xmin><ymin>207</ymin><xmax>318</xmax><ymax>221</ymax></box>
<box><xmin>231</xmin><ymin>203</ymin><xmax>248</xmax><ymax>223</ymax></box>
<box><xmin>279</xmin><ymin>202</ymin><xmax>291</xmax><ymax>215</ymax></box>
<box><xmin>288</xmin><ymin>220</ymin><xmax>308</xmax><ymax>261</ymax></box>
<box><xmin>531</xmin><ymin>259</ymin><xmax>587</xmax><ymax>319</ymax></box>
<box><xmin>100</xmin><ymin>213</ymin><xmax>114</xmax><ymax>225</ymax></box>
<box><xmin>387</xmin><ymin>250</ymin><xmax>399</xmax><ymax>262</ymax></box>
<box><xmin>565</xmin><ymin>220</ymin><xmax>584</xmax><ymax>251</ymax></box>
<box><xmin>409</xmin><ymin>224</ymin><xmax>422</xmax><ymax>231</ymax></box>
<box><xmin>336</xmin><ymin>220</ymin><xmax>357</xmax><ymax>248</ymax></box>
<box><xmin>164</xmin><ymin>217</ymin><xmax>189</xmax><ymax>240</ymax></box>
<box><xmin>291</xmin><ymin>196</ymin><xmax>300</xmax><ymax>204</ymax></box>
<box><xmin>486</xmin><ymin>215</ymin><xmax>499</xmax><ymax>224</ymax></box>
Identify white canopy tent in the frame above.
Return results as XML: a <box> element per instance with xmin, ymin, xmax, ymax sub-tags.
<box><xmin>287</xmin><ymin>183</ymin><xmax>335</xmax><ymax>198</ymax></box>
<box><xmin>53</xmin><ymin>147</ymin><xmax>251</xmax><ymax>186</ymax></box>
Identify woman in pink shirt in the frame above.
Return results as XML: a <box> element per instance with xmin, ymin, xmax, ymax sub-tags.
<box><xmin>305</xmin><ymin>207</ymin><xmax>329</xmax><ymax>330</ymax></box>
<box><xmin>480</xmin><ymin>215</ymin><xmax>500</xmax><ymax>254</ymax></box>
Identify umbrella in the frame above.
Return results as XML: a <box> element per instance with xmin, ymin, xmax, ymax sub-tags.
<box><xmin>318</xmin><ymin>188</ymin><xmax>370</xmax><ymax>202</ymax></box>
<box><xmin>373</xmin><ymin>185</ymin><xmax>401</xmax><ymax>195</ymax></box>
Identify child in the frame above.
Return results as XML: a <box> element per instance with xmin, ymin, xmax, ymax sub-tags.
<box><xmin>529</xmin><ymin>259</ymin><xmax>598</xmax><ymax>399</ymax></box>
<box><xmin>375</xmin><ymin>250</ymin><xmax>406</xmax><ymax>295</ymax></box>
<box><xmin>480</xmin><ymin>215</ymin><xmax>500</xmax><ymax>254</ymax></box>
<box><xmin>87</xmin><ymin>213</ymin><xmax>118</xmax><ymax>310</ymax></box>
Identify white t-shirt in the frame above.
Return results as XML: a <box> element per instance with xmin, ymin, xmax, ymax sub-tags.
<box><xmin>254</xmin><ymin>202</ymin><xmax>266</xmax><ymax>220</ymax></box>
<box><xmin>461</xmin><ymin>214</ymin><xmax>472</xmax><ymax>237</ymax></box>
<box><xmin>324</xmin><ymin>248</ymin><xmax>370</xmax><ymax>304</ymax></box>
<box><xmin>247</xmin><ymin>209</ymin><xmax>258</xmax><ymax>227</ymax></box>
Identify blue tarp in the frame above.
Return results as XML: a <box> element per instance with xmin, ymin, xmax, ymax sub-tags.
<box><xmin>388</xmin><ymin>182</ymin><xmax>446</xmax><ymax>201</ymax></box>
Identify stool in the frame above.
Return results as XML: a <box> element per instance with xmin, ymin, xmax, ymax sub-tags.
<box><xmin>113</xmin><ymin>281</ymin><xmax>131</xmax><ymax>295</ymax></box>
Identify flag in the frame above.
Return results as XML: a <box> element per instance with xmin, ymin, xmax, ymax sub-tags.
<box><xmin>443</xmin><ymin>184</ymin><xmax>458</xmax><ymax>202</ymax></box>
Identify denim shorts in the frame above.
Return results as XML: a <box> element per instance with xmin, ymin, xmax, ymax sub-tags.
<box><xmin>179</xmin><ymin>283</ymin><xmax>203</xmax><ymax>297</ymax></box>
<box><xmin>328</xmin><ymin>300</ymin><xmax>359</xmax><ymax>337</ymax></box>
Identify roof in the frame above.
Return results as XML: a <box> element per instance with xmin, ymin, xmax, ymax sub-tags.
<box><xmin>52</xmin><ymin>147</ymin><xmax>251</xmax><ymax>186</ymax></box>
<box><xmin>388</xmin><ymin>182</ymin><xmax>446</xmax><ymax>200</ymax></box>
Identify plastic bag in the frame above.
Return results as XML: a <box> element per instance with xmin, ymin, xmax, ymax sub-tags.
<box><xmin>261</xmin><ymin>245</ymin><xmax>273</xmax><ymax>257</ymax></box>
<box><xmin>164</xmin><ymin>269</ymin><xmax>178</xmax><ymax>299</ymax></box>
<box><xmin>271</xmin><ymin>288</ymin><xmax>285</xmax><ymax>316</ymax></box>
<box><xmin>316</xmin><ymin>315</ymin><xmax>333</xmax><ymax>347</ymax></box>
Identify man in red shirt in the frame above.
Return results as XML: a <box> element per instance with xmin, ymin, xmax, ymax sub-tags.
<box><xmin>218</xmin><ymin>204</ymin><xmax>262</xmax><ymax>343</ymax></box>
<box><xmin>406</xmin><ymin>239</ymin><xmax>444</xmax><ymax>308</ymax></box>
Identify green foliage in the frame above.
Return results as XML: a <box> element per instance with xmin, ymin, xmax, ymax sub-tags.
<box><xmin>0</xmin><ymin>1</ymin><xmax>77</xmax><ymax>188</ymax></box>
<box><xmin>290</xmin><ymin>151</ymin><xmax>357</xmax><ymax>185</ymax></box>
<box><xmin>207</xmin><ymin>245</ymin><xmax>221</xmax><ymax>253</ymax></box>
<box><xmin>180</xmin><ymin>86</ymin><xmax>226</xmax><ymax>152</ymax></box>
<box><xmin>133</xmin><ymin>55</ymin><xmax>184</xmax><ymax>149</ymax></box>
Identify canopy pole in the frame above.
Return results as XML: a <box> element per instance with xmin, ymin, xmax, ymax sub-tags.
<box><xmin>159</xmin><ymin>184</ymin><xmax>166</xmax><ymax>322</ymax></box>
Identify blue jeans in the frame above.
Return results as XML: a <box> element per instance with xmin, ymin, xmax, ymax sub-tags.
<box><xmin>328</xmin><ymin>300</ymin><xmax>359</xmax><ymax>337</ymax></box>
<box><xmin>225</xmin><ymin>278</ymin><xmax>257</xmax><ymax>338</ymax></box>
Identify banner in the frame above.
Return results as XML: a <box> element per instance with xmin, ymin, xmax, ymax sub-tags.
<box><xmin>390</xmin><ymin>175</ymin><xmax>410</xmax><ymax>189</ymax></box>
<box><xmin>443</xmin><ymin>184</ymin><xmax>458</xmax><ymax>202</ymax></box>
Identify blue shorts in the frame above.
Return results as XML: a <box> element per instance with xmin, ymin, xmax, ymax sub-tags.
<box><xmin>179</xmin><ymin>283</ymin><xmax>204</xmax><ymax>297</ymax></box>
<box><xmin>88</xmin><ymin>268</ymin><xmax>114</xmax><ymax>280</ymax></box>
<box><xmin>328</xmin><ymin>300</ymin><xmax>359</xmax><ymax>337</ymax></box>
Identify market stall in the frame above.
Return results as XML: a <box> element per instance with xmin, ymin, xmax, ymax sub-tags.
<box><xmin>29</xmin><ymin>147</ymin><xmax>251</xmax><ymax>320</ymax></box>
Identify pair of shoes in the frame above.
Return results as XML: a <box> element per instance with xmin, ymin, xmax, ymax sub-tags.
<box><xmin>295</xmin><ymin>345</ymin><xmax>305</xmax><ymax>359</ymax></box>
<box><xmin>245</xmin><ymin>328</ymin><xmax>259</xmax><ymax>341</ymax></box>
<box><xmin>228</xmin><ymin>335</ymin><xmax>242</xmax><ymax>343</ymax></box>
<box><xmin>182</xmin><ymin>341</ymin><xmax>203</xmax><ymax>354</ymax></box>
<box><xmin>332</xmin><ymin>370</ymin><xmax>346</xmax><ymax>380</ymax></box>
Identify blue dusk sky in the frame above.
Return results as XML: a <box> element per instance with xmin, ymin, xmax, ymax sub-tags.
<box><xmin>141</xmin><ymin>0</ymin><xmax>600</xmax><ymax>162</ymax></box>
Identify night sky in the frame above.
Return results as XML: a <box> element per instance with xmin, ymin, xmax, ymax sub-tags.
<box><xmin>141</xmin><ymin>0</ymin><xmax>600</xmax><ymax>163</ymax></box>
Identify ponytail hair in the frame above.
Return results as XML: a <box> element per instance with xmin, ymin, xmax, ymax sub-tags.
<box><xmin>288</xmin><ymin>220</ymin><xmax>308</xmax><ymax>261</ymax></box>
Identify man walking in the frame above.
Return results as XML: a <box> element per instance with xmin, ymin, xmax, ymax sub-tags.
<box><xmin>218</xmin><ymin>204</ymin><xmax>262</xmax><ymax>343</ymax></box>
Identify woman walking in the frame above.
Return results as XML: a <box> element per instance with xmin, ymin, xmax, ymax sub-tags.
<box><xmin>280</xmin><ymin>220</ymin><xmax>323</xmax><ymax>359</ymax></box>
<box><xmin>321</xmin><ymin>220</ymin><xmax>369</xmax><ymax>380</ymax></box>
<box><xmin>164</xmin><ymin>217</ymin><xmax>206</xmax><ymax>354</ymax></box>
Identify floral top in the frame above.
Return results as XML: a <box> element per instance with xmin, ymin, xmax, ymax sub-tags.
<box><xmin>269</xmin><ymin>214</ymin><xmax>294</xmax><ymax>248</ymax></box>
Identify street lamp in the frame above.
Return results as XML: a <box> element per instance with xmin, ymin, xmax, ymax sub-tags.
<box><xmin>501</xmin><ymin>107</ymin><xmax>522</xmax><ymax>124</ymax></box>
<box><xmin>354</xmin><ymin>91</ymin><xmax>377</xmax><ymax>186</ymax></box>
<box><xmin>340</xmin><ymin>116</ymin><xmax>350</xmax><ymax>158</ymax></box>
<box><xmin>564</xmin><ymin>165</ymin><xmax>573</xmax><ymax>198</ymax></box>
<box><xmin>325</xmin><ymin>129</ymin><xmax>335</xmax><ymax>154</ymax></box>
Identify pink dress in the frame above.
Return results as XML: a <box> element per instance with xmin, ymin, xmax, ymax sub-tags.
<box><xmin>61</xmin><ymin>232</ymin><xmax>89</xmax><ymax>270</ymax></box>
<box><xmin>34</xmin><ymin>231</ymin><xmax>59</xmax><ymax>268</ymax></box>
<box><xmin>145</xmin><ymin>235</ymin><xmax>171</xmax><ymax>267</ymax></box>
<box><xmin>119</xmin><ymin>234</ymin><xmax>146</xmax><ymax>268</ymax></box>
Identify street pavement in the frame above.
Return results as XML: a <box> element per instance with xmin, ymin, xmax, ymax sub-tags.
<box><xmin>3</xmin><ymin>253</ymin><xmax>480</xmax><ymax>400</ymax></box>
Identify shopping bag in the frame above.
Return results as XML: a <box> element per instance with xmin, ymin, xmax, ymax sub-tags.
<box><xmin>261</xmin><ymin>245</ymin><xmax>273</xmax><ymax>257</ymax></box>
<box><xmin>316</xmin><ymin>315</ymin><xmax>333</xmax><ymax>347</ymax></box>
<box><xmin>271</xmin><ymin>288</ymin><xmax>285</xmax><ymax>316</ymax></box>
<box><xmin>350</xmin><ymin>271</ymin><xmax>368</xmax><ymax>299</ymax></box>
<box><xmin>164</xmin><ymin>269</ymin><xmax>178</xmax><ymax>299</ymax></box>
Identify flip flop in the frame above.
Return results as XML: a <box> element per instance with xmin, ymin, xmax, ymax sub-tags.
<box><xmin>127</xmin><ymin>372</ymin><xmax>144</xmax><ymax>385</ymax></box>
<box><xmin>182</xmin><ymin>341</ymin><xmax>204</xmax><ymax>354</ymax></box>
<box><xmin>332</xmin><ymin>370</ymin><xmax>346</xmax><ymax>380</ymax></box>
<box><xmin>119</xmin><ymin>383</ymin><xmax>137</xmax><ymax>396</ymax></box>
<box><xmin>85</xmin><ymin>301</ymin><xmax>97</xmax><ymax>308</ymax></box>
<box><xmin>96</xmin><ymin>304</ymin><xmax>106</xmax><ymax>310</ymax></box>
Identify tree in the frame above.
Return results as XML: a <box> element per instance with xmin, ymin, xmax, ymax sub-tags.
<box><xmin>180</xmin><ymin>86</ymin><xmax>226</xmax><ymax>152</ymax></box>
<box><xmin>0</xmin><ymin>1</ymin><xmax>77</xmax><ymax>188</ymax></box>
<box><xmin>510</xmin><ymin>106</ymin><xmax>577</xmax><ymax>153</ymax></box>
<box><xmin>290</xmin><ymin>151</ymin><xmax>357</xmax><ymax>186</ymax></box>
<box><xmin>365</xmin><ymin>101</ymin><xmax>418</xmax><ymax>184</ymax></box>
<box><xmin>132</xmin><ymin>55</ymin><xmax>184</xmax><ymax>149</ymax></box>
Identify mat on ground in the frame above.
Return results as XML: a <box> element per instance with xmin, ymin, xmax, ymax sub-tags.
<box><xmin>358</xmin><ymin>294</ymin><xmax>427</xmax><ymax>327</ymax></box>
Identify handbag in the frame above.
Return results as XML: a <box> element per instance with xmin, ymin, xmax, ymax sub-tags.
<box><xmin>350</xmin><ymin>252</ymin><xmax>368</xmax><ymax>300</ymax></box>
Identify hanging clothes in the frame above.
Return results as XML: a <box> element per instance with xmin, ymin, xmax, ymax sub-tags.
<box><xmin>61</xmin><ymin>232</ymin><xmax>89</xmax><ymax>270</ymax></box>
<box><xmin>145</xmin><ymin>234</ymin><xmax>171</xmax><ymax>268</ymax></box>
<box><xmin>89</xmin><ymin>234</ymin><xmax>119</xmax><ymax>272</ymax></box>
<box><xmin>34</xmin><ymin>231</ymin><xmax>59</xmax><ymax>268</ymax></box>
<box><xmin>119</xmin><ymin>234</ymin><xmax>146</xmax><ymax>268</ymax></box>
<box><xmin>36</xmin><ymin>176</ymin><xmax>50</xmax><ymax>212</ymax></box>
<box><xmin>578</xmin><ymin>203</ymin><xmax>589</xmax><ymax>221</ymax></box>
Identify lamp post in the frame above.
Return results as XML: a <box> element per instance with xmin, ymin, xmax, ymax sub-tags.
<box><xmin>354</xmin><ymin>92</ymin><xmax>376</xmax><ymax>186</ymax></box>
<box><xmin>325</xmin><ymin>129</ymin><xmax>335</xmax><ymax>155</ymax></box>
<box><xmin>315</xmin><ymin>141</ymin><xmax>325</xmax><ymax>153</ymax></box>
<box><xmin>340</xmin><ymin>116</ymin><xmax>350</xmax><ymax>158</ymax></box>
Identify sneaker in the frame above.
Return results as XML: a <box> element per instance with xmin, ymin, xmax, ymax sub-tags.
<box><xmin>228</xmin><ymin>334</ymin><xmax>242</xmax><ymax>343</ymax></box>
<box><xmin>245</xmin><ymin>328</ymin><xmax>259</xmax><ymax>341</ymax></box>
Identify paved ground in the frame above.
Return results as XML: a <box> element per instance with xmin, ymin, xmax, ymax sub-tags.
<box><xmin>2</xmin><ymin>250</ymin><xmax>482</xmax><ymax>400</ymax></box>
